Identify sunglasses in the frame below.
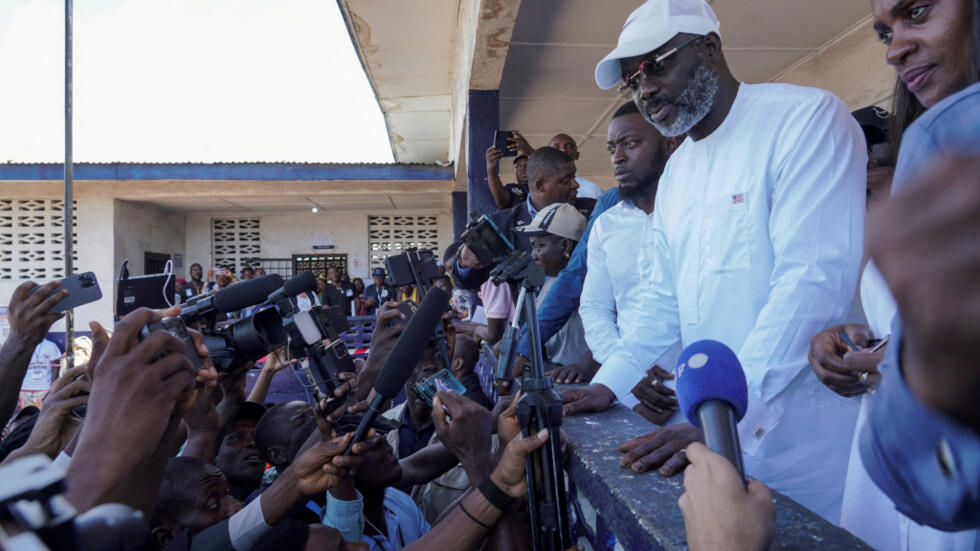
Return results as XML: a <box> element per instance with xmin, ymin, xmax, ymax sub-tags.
<box><xmin>617</xmin><ymin>35</ymin><xmax>703</xmax><ymax>98</ymax></box>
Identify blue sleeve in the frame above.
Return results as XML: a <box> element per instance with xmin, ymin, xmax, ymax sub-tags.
<box><xmin>859</xmin><ymin>318</ymin><xmax>980</xmax><ymax>531</ymax></box>
<box><xmin>517</xmin><ymin>188</ymin><xmax>620</xmax><ymax>358</ymax></box>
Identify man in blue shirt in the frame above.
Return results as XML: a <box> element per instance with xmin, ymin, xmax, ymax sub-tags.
<box><xmin>860</xmin><ymin>84</ymin><xmax>980</xmax><ymax>532</ymax></box>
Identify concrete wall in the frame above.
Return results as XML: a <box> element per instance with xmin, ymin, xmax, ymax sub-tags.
<box><xmin>185</xmin><ymin>208</ymin><xmax>453</xmax><ymax>280</ymax></box>
<box><xmin>772</xmin><ymin>16</ymin><xmax>895</xmax><ymax>111</ymax></box>
<box><xmin>0</xmin><ymin>189</ymin><xmax>118</xmax><ymax>330</ymax></box>
<box><xmin>113</xmin><ymin>200</ymin><xmax>186</xmax><ymax>277</ymax></box>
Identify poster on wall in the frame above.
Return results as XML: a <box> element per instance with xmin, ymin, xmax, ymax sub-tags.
<box><xmin>312</xmin><ymin>233</ymin><xmax>336</xmax><ymax>250</ymax></box>
<box><xmin>173</xmin><ymin>253</ymin><xmax>184</xmax><ymax>269</ymax></box>
<box><xmin>350</xmin><ymin>254</ymin><xmax>368</xmax><ymax>277</ymax></box>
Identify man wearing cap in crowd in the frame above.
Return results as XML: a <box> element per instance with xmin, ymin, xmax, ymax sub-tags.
<box><xmin>560</xmin><ymin>0</ymin><xmax>865</xmax><ymax>523</ymax></box>
<box><xmin>515</xmin><ymin>202</ymin><xmax>595</xmax><ymax>370</ymax></box>
<box><xmin>363</xmin><ymin>267</ymin><xmax>394</xmax><ymax>317</ymax></box>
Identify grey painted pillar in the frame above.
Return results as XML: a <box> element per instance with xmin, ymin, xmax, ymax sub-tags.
<box><xmin>466</xmin><ymin>89</ymin><xmax>499</xmax><ymax>222</ymax></box>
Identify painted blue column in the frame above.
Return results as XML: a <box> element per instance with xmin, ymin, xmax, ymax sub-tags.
<box><xmin>466</xmin><ymin>90</ymin><xmax>499</xmax><ymax>221</ymax></box>
<box><xmin>452</xmin><ymin>191</ymin><xmax>468</xmax><ymax>241</ymax></box>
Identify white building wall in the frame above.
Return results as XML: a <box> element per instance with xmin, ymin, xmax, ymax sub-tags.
<box><xmin>113</xmin><ymin>200</ymin><xmax>186</xmax><ymax>277</ymax></box>
<box><xmin>185</xmin><ymin>208</ymin><xmax>453</xmax><ymax>280</ymax></box>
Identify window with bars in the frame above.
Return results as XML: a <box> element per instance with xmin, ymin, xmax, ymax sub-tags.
<box><xmin>0</xmin><ymin>199</ymin><xmax>78</xmax><ymax>280</ymax></box>
<box><xmin>293</xmin><ymin>254</ymin><xmax>348</xmax><ymax>280</ymax></box>
<box><xmin>368</xmin><ymin>215</ymin><xmax>440</xmax><ymax>270</ymax></box>
<box><xmin>211</xmin><ymin>218</ymin><xmax>261</xmax><ymax>276</ymax></box>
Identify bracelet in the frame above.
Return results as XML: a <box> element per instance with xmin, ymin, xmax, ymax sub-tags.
<box><xmin>478</xmin><ymin>478</ymin><xmax>516</xmax><ymax>512</ymax></box>
<box><xmin>458</xmin><ymin>500</ymin><xmax>492</xmax><ymax>530</ymax></box>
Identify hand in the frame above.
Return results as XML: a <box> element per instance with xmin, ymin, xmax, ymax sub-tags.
<box><xmin>261</xmin><ymin>350</ymin><xmax>287</xmax><ymax>374</ymax></box>
<box><xmin>432</xmin><ymin>391</ymin><xmax>494</xmax><ymax>471</ymax></box>
<box><xmin>457</xmin><ymin>244</ymin><xmax>484</xmax><ymax>270</ymax></box>
<box><xmin>493</xmin><ymin>392</ymin><xmax>521</xmax><ymax>448</ymax></box>
<box><xmin>508</xmin><ymin>131</ymin><xmax>534</xmax><ymax>156</ymax></box>
<box><xmin>560</xmin><ymin>384</ymin><xmax>615</xmax><ymax>417</ymax></box>
<box><xmin>85</xmin><ymin>321</ymin><xmax>111</xmax><ymax>381</ymax></box>
<box><xmin>183</xmin><ymin>383</ymin><xmax>220</xmax><ymax>433</ymax></box>
<box><xmin>314</xmin><ymin>371</ymin><xmax>359</xmax><ymax>435</ymax></box>
<box><xmin>619</xmin><ymin>423</ymin><xmax>702</xmax><ymax>475</ymax></box>
<box><xmin>495</xmin><ymin>354</ymin><xmax>529</xmax><ymax>396</ymax></box>
<box><xmin>546</xmin><ymin>359</ymin><xmax>599</xmax><ymax>385</ymax></box>
<box><xmin>485</xmin><ymin>146</ymin><xmax>503</xmax><ymax>170</ymax></box>
<box><xmin>15</xmin><ymin>366</ymin><xmax>89</xmax><ymax>458</ymax></box>
<box><xmin>489</xmin><ymin>428</ymin><xmax>550</xmax><ymax>499</ymax></box>
<box><xmin>356</xmin><ymin>304</ymin><xmax>405</xmax><ymax>400</ymax></box>
<box><xmin>679</xmin><ymin>442</ymin><xmax>775</xmax><ymax>551</ymax></box>
<box><xmin>808</xmin><ymin>323</ymin><xmax>873</xmax><ymax>397</ymax></box>
<box><xmin>6</xmin><ymin>280</ymin><xmax>68</xmax><ymax>348</ymax></box>
<box><xmin>868</xmin><ymin>154</ymin><xmax>980</xmax><ymax>429</ymax></box>
<box><xmin>74</xmin><ymin>308</ymin><xmax>198</xmax><ymax>475</ymax></box>
<box><xmin>842</xmin><ymin>347</ymin><xmax>886</xmax><ymax>391</ymax></box>
<box><xmin>288</xmin><ymin>433</ymin><xmax>367</xmax><ymax>496</ymax></box>
<box><xmin>630</xmin><ymin>365</ymin><xmax>678</xmax><ymax>425</ymax></box>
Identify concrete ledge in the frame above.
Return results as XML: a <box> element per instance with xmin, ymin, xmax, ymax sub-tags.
<box><xmin>560</xmin><ymin>390</ymin><xmax>872</xmax><ymax>550</ymax></box>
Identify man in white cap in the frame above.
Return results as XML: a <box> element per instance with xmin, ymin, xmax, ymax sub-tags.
<box><xmin>561</xmin><ymin>0</ymin><xmax>865</xmax><ymax>523</ymax></box>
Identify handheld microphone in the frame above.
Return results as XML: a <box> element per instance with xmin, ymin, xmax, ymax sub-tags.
<box><xmin>344</xmin><ymin>286</ymin><xmax>450</xmax><ymax>454</ymax></box>
<box><xmin>179</xmin><ymin>274</ymin><xmax>283</xmax><ymax>323</ymax></box>
<box><xmin>676</xmin><ymin>340</ymin><xmax>749</xmax><ymax>482</ymax></box>
<box><xmin>267</xmin><ymin>270</ymin><xmax>317</xmax><ymax>305</ymax></box>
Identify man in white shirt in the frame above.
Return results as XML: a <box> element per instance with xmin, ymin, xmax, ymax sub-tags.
<box><xmin>548</xmin><ymin>133</ymin><xmax>603</xmax><ymax>199</ymax></box>
<box><xmin>577</xmin><ymin>101</ymin><xmax>682</xmax><ymax>427</ymax></box>
<box><xmin>562</xmin><ymin>0</ymin><xmax>864</xmax><ymax>523</ymax></box>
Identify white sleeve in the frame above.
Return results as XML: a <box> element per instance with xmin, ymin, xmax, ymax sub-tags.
<box><xmin>228</xmin><ymin>493</ymin><xmax>271</xmax><ymax>550</ymax></box>
<box><xmin>596</xmin><ymin>205</ymin><xmax>681</xmax><ymax>407</ymax></box>
<box><xmin>737</xmin><ymin>93</ymin><xmax>866</xmax><ymax>403</ymax></box>
<box><xmin>580</xmin><ymin>218</ymin><xmax>628</xmax><ymax>365</ymax></box>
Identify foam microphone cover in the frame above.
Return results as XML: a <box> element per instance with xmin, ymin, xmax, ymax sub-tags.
<box><xmin>282</xmin><ymin>270</ymin><xmax>317</xmax><ymax>298</ymax></box>
<box><xmin>676</xmin><ymin>340</ymin><xmax>749</xmax><ymax>429</ymax></box>
<box><xmin>211</xmin><ymin>274</ymin><xmax>284</xmax><ymax>312</ymax></box>
<box><xmin>373</xmin><ymin>287</ymin><xmax>450</xmax><ymax>399</ymax></box>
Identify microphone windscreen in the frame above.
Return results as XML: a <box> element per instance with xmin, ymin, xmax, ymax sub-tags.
<box><xmin>676</xmin><ymin>340</ymin><xmax>749</xmax><ymax>429</ymax></box>
<box><xmin>211</xmin><ymin>274</ymin><xmax>284</xmax><ymax>313</ymax></box>
<box><xmin>373</xmin><ymin>287</ymin><xmax>450</xmax><ymax>398</ymax></box>
<box><xmin>282</xmin><ymin>271</ymin><xmax>318</xmax><ymax>298</ymax></box>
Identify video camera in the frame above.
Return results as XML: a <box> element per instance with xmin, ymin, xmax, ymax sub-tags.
<box><xmin>0</xmin><ymin>455</ymin><xmax>147</xmax><ymax>550</ymax></box>
<box><xmin>460</xmin><ymin>215</ymin><xmax>515</xmax><ymax>269</ymax></box>
<box><xmin>384</xmin><ymin>248</ymin><xmax>440</xmax><ymax>289</ymax></box>
<box><xmin>269</xmin><ymin>272</ymin><xmax>357</xmax><ymax>408</ymax></box>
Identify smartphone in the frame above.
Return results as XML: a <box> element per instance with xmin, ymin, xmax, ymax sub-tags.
<box><xmin>414</xmin><ymin>368</ymin><xmax>467</xmax><ymax>407</ymax></box>
<box><xmin>27</xmin><ymin>272</ymin><xmax>102</xmax><ymax>314</ymax></box>
<box><xmin>494</xmin><ymin>130</ymin><xmax>517</xmax><ymax>158</ymax></box>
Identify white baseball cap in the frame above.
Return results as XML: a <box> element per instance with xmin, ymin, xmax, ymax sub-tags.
<box><xmin>516</xmin><ymin>203</ymin><xmax>587</xmax><ymax>242</ymax></box>
<box><xmin>594</xmin><ymin>0</ymin><xmax>721</xmax><ymax>90</ymax></box>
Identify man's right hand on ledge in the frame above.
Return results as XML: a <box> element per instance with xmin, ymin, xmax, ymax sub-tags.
<box><xmin>560</xmin><ymin>383</ymin><xmax>616</xmax><ymax>416</ymax></box>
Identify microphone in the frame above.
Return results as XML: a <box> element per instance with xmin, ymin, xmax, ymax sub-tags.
<box><xmin>345</xmin><ymin>286</ymin><xmax>450</xmax><ymax>453</ymax></box>
<box><xmin>179</xmin><ymin>274</ymin><xmax>283</xmax><ymax>323</ymax></box>
<box><xmin>267</xmin><ymin>270</ymin><xmax>317</xmax><ymax>305</ymax></box>
<box><xmin>675</xmin><ymin>339</ymin><xmax>749</xmax><ymax>482</ymax></box>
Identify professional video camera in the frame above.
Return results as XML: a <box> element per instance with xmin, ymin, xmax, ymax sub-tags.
<box><xmin>157</xmin><ymin>275</ymin><xmax>288</xmax><ymax>372</ymax></box>
<box><xmin>269</xmin><ymin>271</ymin><xmax>358</xmax><ymax>409</ymax></box>
<box><xmin>465</xmin><ymin>215</ymin><xmax>572</xmax><ymax>550</ymax></box>
<box><xmin>384</xmin><ymin>247</ymin><xmax>440</xmax><ymax>289</ymax></box>
<box><xmin>0</xmin><ymin>455</ymin><xmax>147</xmax><ymax>550</ymax></box>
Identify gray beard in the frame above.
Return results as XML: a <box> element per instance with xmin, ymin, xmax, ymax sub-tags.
<box><xmin>643</xmin><ymin>63</ymin><xmax>719</xmax><ymax>137</ymax></box>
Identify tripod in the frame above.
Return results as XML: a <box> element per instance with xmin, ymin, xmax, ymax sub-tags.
<box><xmin>491</xmin><ymin>251</ymin><xmax>572</xmax><ymax>551</ymax></box>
